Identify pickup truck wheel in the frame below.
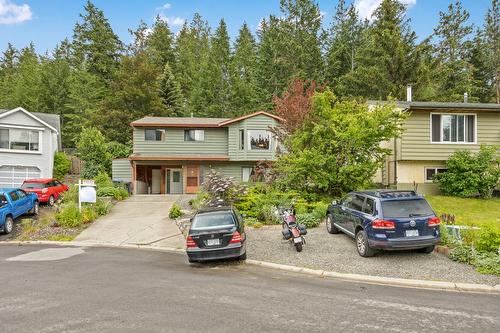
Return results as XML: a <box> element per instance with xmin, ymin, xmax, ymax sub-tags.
<box><xmin>326</xmin><ymin>214</ymin><xmax>340</xmax><ymax>234</ymax></box>
<box><xmin>48</xmin><ymin>195</ymin><xmax>55</xmax><ymax>206</ymax></box>
<box><xmin>30</xmin><ymin>201</ymin><xmax>39</xmax><ymax>215</ymax></box>
<box><xmin>356</xmin><ymin>230</ymin><xmax>376</xmax><ymax>257</ymax></box>
<box><xmin>3</xmin><ymin>216</ymin><xmax>14</xmax><ymax>234</ymax></box>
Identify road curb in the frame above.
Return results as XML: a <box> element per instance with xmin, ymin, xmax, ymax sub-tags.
<box><xmin>3</xmin><ymin>241</ymin><xmax>498</xmax><ymax>294</ymax></box>
<box><xmin>245</xmin><ymin>259</ymin><xmax>500</xmax><ymax>294</ymax></box>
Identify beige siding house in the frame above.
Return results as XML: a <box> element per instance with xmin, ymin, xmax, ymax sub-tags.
<box><xmin>375</xmin><ymin>101</ymin><xmax>500</xmax><ymax>194</ymax></box>
<box><xmin>113</xmin><ymin>111</ymin><xmax>282</xmax><ymax>195</ymax></box>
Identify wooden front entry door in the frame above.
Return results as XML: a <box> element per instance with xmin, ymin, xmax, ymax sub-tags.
<box><xmin>186</xmin><ymin>166</ymin><xmax>199</xmax><ymax>194</ymax></box>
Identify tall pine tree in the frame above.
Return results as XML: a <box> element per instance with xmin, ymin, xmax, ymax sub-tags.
<box><xmin>158</xmin><ymin>63</ymin><xmax>184</xmax><ymax>116</ymax></box>
<box><xmin>484</xmin><ymin>0</ymin><xmax>499</xmax><ymax>103</ymax></box>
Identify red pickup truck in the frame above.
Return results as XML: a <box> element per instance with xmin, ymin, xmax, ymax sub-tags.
<box><xmin>21</xmin><ymin>178</ymin><xmax>69</xmax><ymax>206</ymax></box>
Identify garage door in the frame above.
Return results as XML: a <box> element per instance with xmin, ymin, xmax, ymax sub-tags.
<box><xmin>0</xmin><ymin>165</ymin><xmax>41</xmax><ymax>188</ymax></box>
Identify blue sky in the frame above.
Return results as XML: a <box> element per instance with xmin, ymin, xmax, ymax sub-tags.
<box><xmin>0</xmin><ymin>0</ymin><xmax>493</xmax><ymax>54</ymax></box>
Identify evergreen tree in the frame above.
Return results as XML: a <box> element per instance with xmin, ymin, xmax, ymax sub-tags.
<box><xmin>469</xmin><ymin>30</ymin><xmax>492</xmax><ymax>102</ymax></box>
<box><xmin>325</xmin><ymin>0</ymin><xmax>365</xmax><ymax>90</ymax></box>
<box><xmin>158</xmin><ymin>63</ymin><xmax>184</xmax><ymax>116</ymax></box>
<box><xmin>484</xmin><ymin>0</ymin><xmax>499</xmax><ymax>103</ymax></box>
<box><xmin>147</xmin><ymin>16</ymin><xmax>175</xmax><ymax>69</ymax></box>
<box><xmin>432</xmin><ymin>1</ymin><xmax>474</xmax><ymax>101</ymax></box>
<box><xmin>230</xmin><ymin>23</ymin><xmax>260</xmax><ymax>116</ymax></box>
<box><xmin>72</xmin><ymin>1</ymin><xmax>123</xmax><ymax>80</ymax></box>
<box><xmin>0</xmin><ymin>43</ymin><xmax>18</xmax><ymax>107</ymax></box>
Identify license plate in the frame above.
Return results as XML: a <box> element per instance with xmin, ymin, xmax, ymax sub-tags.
<box><xmin>405</xmin><ymin>230</ymin><xmax>419</xmax><ymax>237</ymax></box>
<box><xmin>293</xmin><ymin>237</ymin><xmax>302</xmax><ymax>244</ymax></box>
<box><xmin>206</xmin><ymin>239</ymin><xmax>220</xmax><ymax>246</ymax></box>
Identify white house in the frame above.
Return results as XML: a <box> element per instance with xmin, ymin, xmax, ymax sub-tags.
<box><xmin>0</xmin><ymin>107</ymin><xmax>60</xmax><ymax>188</ymax></box>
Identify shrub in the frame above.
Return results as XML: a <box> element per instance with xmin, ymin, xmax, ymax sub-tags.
<box><xmin>449</xmin><ymin>245</ymin><xmax>476</xmax><ymax>265</ymax></box>
<box><xmin>189</xmin><ymin>191</ymin><xmax>209</xmax><ymax>210</ymax></box>
<box><xmin>434</xmin><ymin>145</ymin><xmax>500</xmax><ymax>198</ymax></box>
<box><xmin>60</xmin><ymin>185</ymin><xmax>78</xmax><ymax>204</ymax></box>
<box><xmin>475</xmin><ymin>253</ymin><xmax>500</xmax><ymax>275</ymax></box>
<box><xmin>81</xmin><ymin>206</ymin><xmax>98</xmax><ymax>223</ymax></box>
<box><xmin>108</xmin><ymin>141</ymin><xmax>132</xmax><ymax>158</ymax></box>
<box><xmin>81</xmin><ymin>162</ymin><xmax>103</xmax><ymax>179</ymax></box>
<box><xmin>296</xmin><ymin>213</ymin><xmax>320</xmax><ymax>228</ymax></box>
<box><xmin>77</xmin><ymin>127</ymin><xmax>112</xmax><ymax>177</ymax></box>
<box><xmin>56</xmin><ymin>204</ymin><xmax>83</xmax><ymax>228</ymax></box>
<box><xmin>97</xmin><ymin>186</ymin><xmax>117</xmax><ymax>198</ymax></box>
<box><xmin>475</xmin><ymin>226</ymin><xmax>500</xmax><ymax>253</ymax></box>
<box><xmin>114</xmin><ymin>187</ymin><xmax>129</xmax><ymax>200</ymax></box>
<box><xmin>95</xmin><ymin>198</ymin><xmax>113</xmax><ymax>216</ymax></box>
<box><xmin>95</xmin><ymin>172</ymin><xmax>113</xmax><ymax>188</ymax></box>
<box><xmin>257</xmin><ymin>204</ymin><xmax>281</xmax><ymax>224</ymax></box>
<box><xmin>169</xmin><ymin>204</ymin><xmax>183</xmax><ymax>219</ymax></box>
<box><xmin>53</xmin><ymin>152</ymin><xmax>71</xmax><ymax>180</ymax></box>
<box><xmin>202</xmin><ymin>169</ymin><xmax>246</xmax><ymax>207</ymax></box>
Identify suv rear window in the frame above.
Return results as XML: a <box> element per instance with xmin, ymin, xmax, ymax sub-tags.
<box><xmin>381</xmin><ymin>199</ymin><xmax>434</xmax><ymax>218</ymax></box>
<box><xmin>21</xmin><ymin>182</ymin><xmax>45</xmax><ymax>189</ymax></box>
<box><xmin>191</xmin><ymin>211</ymin><xmax>235</xmax><ymax>230</ymax></box>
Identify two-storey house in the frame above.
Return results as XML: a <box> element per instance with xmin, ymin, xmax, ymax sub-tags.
<box><xmin>112</xmin><ymin>111</ymin><xmax>282</xmax><ymax>194</ymax></box>
<box><xmin>0</xmin><ymin>107</ymin><xmax>60</xmax><ymax>188</ymax></box>
<box><xmin>373</xmin><ymin>101</ymin><xmax>500</xmax><ymax>194</ymax></box>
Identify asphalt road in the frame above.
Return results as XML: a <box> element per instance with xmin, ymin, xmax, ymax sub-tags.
<box><xmin>0</xmin><ymin>244</ymin><xmax>499</xmax><ymax>333</ymax></box>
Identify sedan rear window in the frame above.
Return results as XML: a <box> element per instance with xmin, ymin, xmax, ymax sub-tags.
<box><xmin>191</xmin><ymin>212</ymin><xmax>235</xmax><ymax>230</ymax></box>
<box><xmin>381</xmin><ymin>199</ymin><xmax>434</xmax><ymax>218</ymax></box>
<box><xmin>21</xmin><ymin>182</ymin><xmax>46</xmax><ymax>189</ymax></box>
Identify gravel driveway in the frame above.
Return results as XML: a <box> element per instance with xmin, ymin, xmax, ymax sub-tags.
<box><xmin>246</xmin><ymin>223</ymin><xmax>500</xmax><ymax>286</ymax></box>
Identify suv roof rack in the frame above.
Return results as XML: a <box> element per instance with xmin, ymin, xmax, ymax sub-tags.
<box><xmin>363</xmin><ymin>190</ymin><xmax>418</xmax><ymax>198</ymax></box>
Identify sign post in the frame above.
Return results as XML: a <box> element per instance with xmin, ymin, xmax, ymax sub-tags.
<box><xmin>78</xmin><ymin>179</ymin><xmax>97</xmax><ymax>211</ymax></box>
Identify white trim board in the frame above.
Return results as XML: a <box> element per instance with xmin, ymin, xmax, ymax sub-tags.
<box><xmin>0</xmin><ymin>107</ymin><xmax>58</xmax><ymax>133</ymax></box>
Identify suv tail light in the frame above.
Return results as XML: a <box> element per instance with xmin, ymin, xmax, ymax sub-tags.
<box><xmin>372</xmin><ymin>219</ymin><xmax>396</xmax><ymax>229</ymax></box>
<box><xmin>229</xmin><ymin>231</ymin><xmax>243</xmax><ymax>244</ymax></box>
<box><xmin>186</xmin><ymin>235</ymin><xmax>197</xmax><ymax>248</ymax></box>
<box><xmin>427</xmin><ymin>217</ymin><xmax>440</xmax><ymax>227</ymax></box>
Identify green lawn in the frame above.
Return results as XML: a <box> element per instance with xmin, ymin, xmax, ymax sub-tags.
<box><xmin>426</xmin><ymin>195</ymin><xmax>500</xmax><ymax>228</ymax></box>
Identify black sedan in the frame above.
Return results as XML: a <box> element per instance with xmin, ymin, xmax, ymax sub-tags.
<box><xmin>186</xmin><ymin>206</ymin><xmax>247</xmax><ymax>263</ymax></box>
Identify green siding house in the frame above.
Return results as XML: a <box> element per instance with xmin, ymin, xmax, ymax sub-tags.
<box><xmin>112</xmin><ymin>111</ymin><xmax>282</xmax><ymax>194</ymax></box>
<box><xmin>373</xmin><ymin>101</ymin><xmax>500</xmax><ymax>194</ymax></box>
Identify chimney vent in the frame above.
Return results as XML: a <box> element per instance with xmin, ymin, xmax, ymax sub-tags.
<box><xmin>464</xmin><ymin>92</ymin><xmax>468</xmax><ymax>103</ymax></box>
<box><xmin>406</xmin><ymin>84</ymin><xmax>412</xmax><ymax>102</ymax></box>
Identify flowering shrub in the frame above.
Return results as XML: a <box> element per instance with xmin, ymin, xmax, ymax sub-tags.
<box><xmin>202</xmin><ymin>170</ymin><xmax>246</xmax><ymax>207</ymax></box>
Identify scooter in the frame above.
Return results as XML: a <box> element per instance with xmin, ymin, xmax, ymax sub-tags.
<box><xmin>280</xmin><ymin>206</ymin><xmax>307</xmax><ymax>252</ymax></box>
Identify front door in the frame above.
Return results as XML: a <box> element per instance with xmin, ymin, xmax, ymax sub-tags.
<box><xmin>170</xmin><ymin>169</ymin><xmax>183</xmax><ymax>194</ymax></box>
<box><xmin>185</xmin><ymin>166</ymin><xmax>199</xmax><ymax>194</ymax></box>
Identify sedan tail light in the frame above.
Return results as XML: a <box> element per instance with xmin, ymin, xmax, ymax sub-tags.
<box><xmin>427</xmin><ymin>217</ymin><xmax>440</xmax><ymax>227</ymax></box>
<box><xmin>372</xmin><ymin>219</ymin><xmax>396</xmax><ymax>229</ymax></box>
<box><xmin>186</xmin><ymin>235</ymin><xmax>197</xmax><ymax>248</ymax></box>
<box><xmin>229</xmin><ymin>231</ymin><xmax>243</xmax><ymax>244</ymax></box>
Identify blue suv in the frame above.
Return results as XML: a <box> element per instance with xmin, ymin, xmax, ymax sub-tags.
<box><xmin>326</xmin><ymin>190</ymin><xmax>440</xmax><ymax>257</ymax></box>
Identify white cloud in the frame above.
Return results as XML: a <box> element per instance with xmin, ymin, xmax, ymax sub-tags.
<box><xmin>155</xmin><ymin>3</ymin><xmax>184</xmax><ymax>28</ymax></box>
<box><xmin>0</xmin><ymin>0</ymin><xmax>32</xmax><ymax>24</ymax></box>
<box><xmin>162</xmin><ymin>3</ymin><xmax>171</xmax><ymax>10</ymax></box>
<box><xmin>355</xmin><ymin>0</ymin><xmax>416</xmax><ymax>21</ymax></box>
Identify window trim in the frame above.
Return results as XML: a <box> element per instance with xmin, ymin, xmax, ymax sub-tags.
<box><xmin>429</xmin><ymin>112</ymin><xmax>477</xmax><ymax>145</ymax></box>
<box><xmin>0</xmin><ymin>127</ymin><xmax>43</xmax><ymax>154</ymax></box>
<box><xmin>424</xmin><ymin>166</ymin><xmax>448</xmax><ymax>183</ymax></box>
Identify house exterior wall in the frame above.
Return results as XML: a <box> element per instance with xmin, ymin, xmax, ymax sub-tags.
<box><xmin>0</xmin><ymin>111</ymin><xmax>57</xmax><ymax>179</ymax></box>
<box><xmin>401</xmin><ymin>109</ymin><xmax>500</xmax><ymax>161</ymax></box>
<box><xmin>112</xmin><ymin>159</ymin><xmax>133</xmax><ymax>182</ymax></box>
<box><xmin>133</xmin><ymin>127</ymin><xmax>229</xmax><ymax>156</ymax></box>
<box><xmin>227</xmin><ymin>114</ymin><xmax>279</xmax><ymax>161</ymax></box>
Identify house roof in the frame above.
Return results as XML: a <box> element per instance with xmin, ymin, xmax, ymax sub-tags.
<box><xmin>368</xmin><ymin>100</ymin><xmax>500</xmax><ymax>111</ymax></box>
<box><xmin>130</xmin><ymin>111</ymin><xmax>283</xmax><ymax>128</ymax></box>
<box><xmin>0</xmin><ymin>107</ymin><xmax>60</xmax><ymax>132</ymax></box>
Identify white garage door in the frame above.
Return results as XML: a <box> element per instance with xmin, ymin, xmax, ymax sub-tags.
<box><xmin>0</xmin><ymin>165</ymin><xmax>41</xmax><ymax>188</ymax></box>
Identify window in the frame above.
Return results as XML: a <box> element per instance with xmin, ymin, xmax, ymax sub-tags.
<box><xmin>184</xmin><ymin>129</ymin><xmax>204</xmax><ymax>142</ymax></box>
<box><xmin>9</xmin><ymin>191</ymin><xmax>19</xmax><ymax>201</ymax></box>
<box><xmin>145</xmin><ymin>129</ymin><xmax>163</xmax><ymax>141</ymax></box>
<box><xmin>425</xmin><ymin>167</ymin><xmax>447</xmax><ymax>182</ymax></box>
<box><xmin>381</xmin><ymin>199</ymin><xmax>434</xmax><ymax>218</ymax></box>
<box><xmin>239</xmin><ymin>129</ymin><xmax>245</xmax><ymax>150</ymax></box>
<box><xmin>348</xmin><ymin>195</ymin><xmax>365</xmax><ymax>212</ymax></box>
<box><xmin>248</xmin><ymin>130</ymin><xmax>271</xmax><ymax>150</ymax></box>
<box><xmin>363</xmin><ymin>198</ymin><xmax>375</xmax><ymax>215</ymax></box>
<box><xmin>431</xmin><ymin>114</ymin><xmax>475</xmax><ymax>143</ymax></box>
<box><xmin>242</xmin><ymin>167</ymin><xmax>253</xmax><ymax>182</ymax></box>
<box><xmin>0</xmin><ymin>128</ymin><xmax>40</xmax><ymax>151</ymax></box>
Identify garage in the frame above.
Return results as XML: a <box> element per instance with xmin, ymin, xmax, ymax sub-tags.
<box><xmin>0</xmin><ymin>165</ymin><xmax>41</xmax><ymax>188</ymax></box>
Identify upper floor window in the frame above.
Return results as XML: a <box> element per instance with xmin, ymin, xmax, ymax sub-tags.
<box><xmin>184</xmin><ymin>129</ymin><xmax>204</xmax><ymax>142</ymax></box>
<box><xmin>145</xmin><ymin>128</ymin><xmax>164</xmax><ymax>141</ymax></box>
<box><xmin>239</xmin><ymin>129</ymin><xmax>245</xmax><ymax>150</ymax></box>
<box><xmin>248</xmin><ymin>130</ymin><xmax>271</xmax><ymax>150</ymax></box>
<box><xmin>0</xmin><ymin>128</ymin><xmax>40</xmax><ymax>152</ymax></box>
<box><xmin>431</xmin><ymin>114</ymin><xmax>475</xmax><ymax>143</ymax></box>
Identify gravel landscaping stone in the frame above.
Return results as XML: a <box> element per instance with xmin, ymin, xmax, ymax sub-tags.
<box><xmin>246</xmin><ymin>223</ymin><xmax>500</xmax><ymax>286</ymax></box>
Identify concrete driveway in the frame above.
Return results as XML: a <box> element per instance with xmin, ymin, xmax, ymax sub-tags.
<box><xmin>75</xmin><ymin>195</ymin><xmax>185</xmax><ymax>249</ymax></box>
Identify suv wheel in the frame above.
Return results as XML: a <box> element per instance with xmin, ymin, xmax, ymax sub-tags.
<box><xmin>326</xmin><ymin>214</ymin><xmax>340</xmax><ymax>234</ymax></box>
<box><xmin>418</xmin><ymin>245</ymin><xmax>435</xmax><ymax>254</ymax></box>
<box><xmin>356</xmin><ymin>230</ymin><xmax>376</xmax><ymax>257</ymax></box>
